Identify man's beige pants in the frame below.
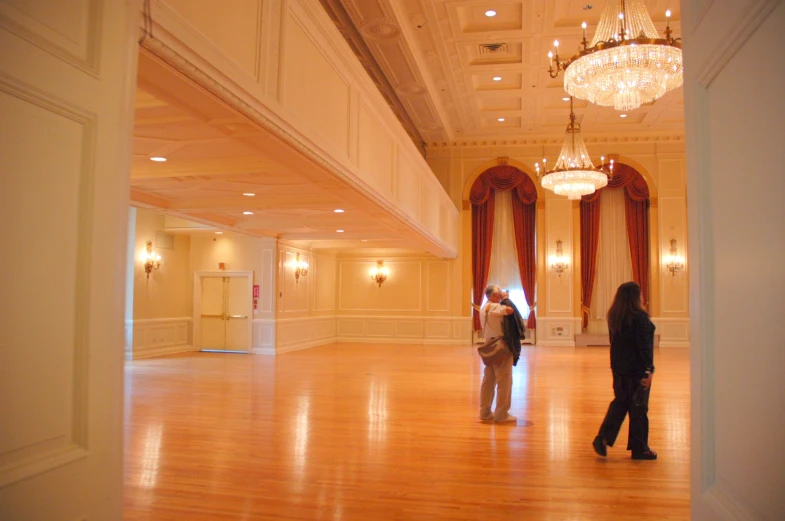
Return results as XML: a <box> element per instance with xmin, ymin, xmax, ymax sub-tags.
<box><xmin>479</xmin><ymin>347</ymin><xmax>513</xmax><ymax>421</ymax></box>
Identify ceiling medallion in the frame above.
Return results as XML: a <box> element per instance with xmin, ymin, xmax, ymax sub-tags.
<box><xmin>359</xmin><ymin>19</ymin><xmax>401</xmax><ymax>40</ymax></box>
<box><xmin>534</xmin><ymin>97</ymin><xmax>613</xmax><ymax>200</ymax></box>
<box><xmin>548</xmin><ymin>0</ymin><xmax>682</xmax><ymax>111</ymax></box>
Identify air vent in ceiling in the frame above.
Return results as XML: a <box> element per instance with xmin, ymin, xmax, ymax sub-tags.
<box><xmin>479</xmin><ymin>43</ymin><xmax>508</xmax><ymax>54</ymax></box>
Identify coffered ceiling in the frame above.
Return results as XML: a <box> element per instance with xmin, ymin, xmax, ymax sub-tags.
<box><xmin>320</xmin><ymin>0</ymin><xmax>684</xmax><ymax>144</ymax></box>
<box><xmin>132</xmin><ymin>50</ymin><xmax>435</xmax><ymax>253</ymax></box>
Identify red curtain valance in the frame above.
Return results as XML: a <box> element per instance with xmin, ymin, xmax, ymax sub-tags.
<box><xmin>469</xmin><ymin>165</ymin><xmax>538</xmax><ymax>205</ymax></box>
<box><xmin>582</xmin><ymin>164</ymin><xmax>650</xmax><ymax>203</ymax></box>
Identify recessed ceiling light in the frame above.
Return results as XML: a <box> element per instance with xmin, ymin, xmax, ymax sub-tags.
<box><xmin>336</xmin><ymin>229</ymin><xmax>344</xmax><ymax>233</ymax></box>
<box><xmin>562</xmin><ymin>97</ymin><xmax>570</xmax><ymax>101</ymax></box>
<box><xmin>492</xmin><ymin>76</ymin><xmax>502</xmax><ymax>81</ymax></box>
<box><xmin>334</xmin><ymin>209</ymin><xmax>344</xmax><ymax>213</ymax></box>
<box><xmin>243</xmin><ymin>211</ymin><xmax>254</xmax><ymax>215</ymax></box>
<box><xmin>498</xmin><ymin>117</ymin><xmax>505</xmax><ymax>122</ymax></box>
<box><xmin>620</xmin><ymin>114</ymin><xmax>628</xmax><ymax>118</ymax></box>
<box><xmin>215</xmin><ymin>231</ymin><xmax>223</xmax><ymax>235</ymax></box>
<box><xmin>150</xmin><ymin>157</ymin><xmax>167</xmax><ymax>162</ymax></box>
<box><xmin>485</xmin><ymin>10</ymin><xmax>497</xmax><ymax>17</ymax></box>
<box><xmin>243</xmin><ymin>193</ymin><xmax>255</xmax><ymax>197</ymax></box>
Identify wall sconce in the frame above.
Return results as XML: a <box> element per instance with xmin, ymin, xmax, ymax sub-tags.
<box><xmin>369</xmin><ymin>260</ymin><xmax>389</xmax><ymax>287</ymax></box>
<box><xmin>549</xmin><ymin>240</ymin><xmax>569</xmax><ymax>277</ymax></box>
<box><xmin>665</xmin><ymin>239</ymin><xmax>685</xmax><ymax>276</ymax></box>
<box><xmin>294</xmin><ymin>253</ymin><xmax>309</xmax><ymax>282</ymax></box>
<box><xmin>142</xmin><ymin>240</ymin><xmax>161</xmax><ymax>279</ymax></box>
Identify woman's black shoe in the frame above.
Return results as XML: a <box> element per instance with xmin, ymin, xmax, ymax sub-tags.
<box><xmin>631</xmin><ymin>450</ymin><xmax>657</xmax><ymax>460</ymax></box>
<box><xmin>592</xmin><ymin>436</ymin><xmax>607</xmax><ymax>457</ymax></box>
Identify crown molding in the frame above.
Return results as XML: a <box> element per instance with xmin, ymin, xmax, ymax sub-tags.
<box><xmin>426</xmin><ymin>134</ymin><xmax>685</xmax><ymax>148</ymax></box>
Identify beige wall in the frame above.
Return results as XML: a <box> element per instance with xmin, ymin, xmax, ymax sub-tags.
<box><xmin>144</xmin><ymin>0</ymin><xmax>458</xmax><ymax>257</ymax></box>
<box><xmin>189</xmin><ymin>234</ymin><xmax>276</xmax><ymax>320</ymax></box>
<box><xmin>132</xmin><ymin>209</ymin><xmax>191</xmax><ymax>320</ymax></box>
<box><xmin>333</xmin><ymin>253</ymin><xmax>468</xmax><ymax>344</ymax></box>
<box><xmin>426</xmin><ymin>140</ymin><xmax>690</xmax><ymax>347</ymax></box>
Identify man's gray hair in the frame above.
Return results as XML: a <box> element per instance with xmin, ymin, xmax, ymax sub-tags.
<box><xmin>485</xmin><ymin>285</ymin><xmax>499</xmax><ymax>299</ymax></box>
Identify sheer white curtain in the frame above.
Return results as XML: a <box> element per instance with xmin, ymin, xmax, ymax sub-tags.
<box><xmin>589</xmin><ymin>187</ymin><xmax>633</xmax><ymax>332</ymax></box>
<box><xmin>485</xmin><ymin>190</ymin><xmax>529</xmax><ymax>317</ymax></box>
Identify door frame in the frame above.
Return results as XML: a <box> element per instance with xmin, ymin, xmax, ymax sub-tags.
<box><xmin>193</xmin><ymin>271</ymin><xmax>253</xmax><ymax>353</ymax></box>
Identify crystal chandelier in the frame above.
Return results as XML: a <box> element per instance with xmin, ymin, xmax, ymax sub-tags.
<box><xmin>547</xmin><ymin>0</ymin><xmax>682</xmax><ymax>111</ymax></box>
<box><xmin>535</xmin><ymin>97</ymin><xmax>613</xmax><ymax>200</ymax></box>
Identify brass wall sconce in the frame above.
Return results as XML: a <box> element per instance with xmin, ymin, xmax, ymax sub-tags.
<box><xmin>665</xmin><ymin>239</ymin><xmax>685</xmax><ymax>276</ymax></box>
<box><xmin>294</xmin><ymin>253</ymin><xmax>309</xmax><ymax>282</ymax></box>
<box><xmin>550</xmin><ymin>240</ymin><xmax>569</xmax><ymax>277</ymax></box>
<box><xmin>143</xmin><ymin>240</ymin><xmax>161</xmax><ymax>279</ymax></box>
<box><xmin>369</xmin><ymin>260</ymin><xmax>389</xmax><ymax>287</ymax></box>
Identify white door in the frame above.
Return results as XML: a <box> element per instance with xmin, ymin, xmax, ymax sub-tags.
<box><xmin>683</xmin><ymin>1</ymin><xmax>785</xmax><ymax>519</ymax></box>
<box><xmin>196</xmin><ymin>273</ymin><xmax>252</xmax><ymax>353</ymax></box>
<box><xmin>225</xmin><ymin>277</ymin><xmax>251</xmax><ymax>352</ymax></box>
<box><xmin>200</xmin><ymin>277</ymin><xmax>227</xmax><ymax>350</ymax></box>
<box><xmin>0</xmin><ymin>1</ymin><xmax>140</xmax><ymax>520</ymax></box>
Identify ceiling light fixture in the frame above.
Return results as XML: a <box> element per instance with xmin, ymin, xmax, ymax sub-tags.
<box><xmin>497</xmin><ymin>117</ymin><xmax>505</xmax><ymax>122</ymax></box>
<box><xmin>485</xmin><ymin>10</ymin><xmax>497</xmax><ymax>17</ymax></box>
<box><xmin>534</xmin><ymin>96</ymin><xmax>614</xmax><ymax>200</ymax></box>
<box><xmin>548</xmin><ymin>0</ymin><xmax>682</xmax><ymax>111</ymax></box>
<box><xmin>334</xmin><ymin>209</ymin><xmax>345</xmax><ymax>213</ymax></box>
<box><xmin>150</xmin><ymin>157</ymin><xmax>167</xmax><ymax>162</ymax></box>
<box><xmin>243</xmin><ymin>211</ymin><xmax>253</xmax><ymax>215</ymax></box>
<box><xmin>336</xmin><ymin>229</ymin><xmax>344</xmax><ymax>233</ymax></box>
<box><xmin>215</xmin><ymin>231</ymin><xmax>223</xmax><ymax>235</ymax></box>
<box><xmin>243</xmin><ymin>193</ymin><xmax>255</xmax><ymax>197</ymax></box>
<box><xmin>562</xmin><ymin>97</ymin><xmax>571</xmax><ymax>101</ymax></box>
<box><xmin>492</xmin><ymin>76</ymin><xmax>502</xmax><ymax>81</ymax></box>
<box><xmin>620</xmin><ymin>114</ymin><xmax>628</xmax><ymax>118</ymax></box>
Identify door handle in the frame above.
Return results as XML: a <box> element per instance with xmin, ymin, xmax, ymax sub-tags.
<box><xmin>201</xmin><ymin>314</ymin><xmax>223</xmax><ymax>318</ymax></box>
<box><xmin>226</xmin><ymin>315</ymin><xmax>247</xmax><ymax>319</ymax></box>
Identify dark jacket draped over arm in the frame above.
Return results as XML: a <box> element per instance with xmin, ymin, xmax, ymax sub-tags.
<box><xmin>500</xmin><ymin>298</ymin><xmax>526</xmax><ymax>366</ymax></box>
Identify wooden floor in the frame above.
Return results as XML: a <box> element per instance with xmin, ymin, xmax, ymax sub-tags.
<box><xmin>124</xmin><ymin>343</ymin><xmax>690</xmax><ymax>520</ymax></box>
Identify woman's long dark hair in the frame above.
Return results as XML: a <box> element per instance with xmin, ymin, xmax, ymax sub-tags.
<box><xmin>607</xmin><ymin>281</ymin><xmax>647</xmax><ymax>333</ymax></box>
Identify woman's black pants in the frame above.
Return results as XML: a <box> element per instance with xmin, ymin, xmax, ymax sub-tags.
<box><xmin>597</xmin><ymin>372</ymin><xmax>651</xmax><ymax>455</ymax></box>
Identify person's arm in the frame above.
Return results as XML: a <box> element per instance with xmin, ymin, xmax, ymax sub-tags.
<box><xmin>637</xmin><ymin>314</ymin><xmax>655</xmax><ymax>387</ymax></box>
<box><xmin>485</xmin><ymin>303</ymin><xmax>514</xmax><ymax>315</ymax></box>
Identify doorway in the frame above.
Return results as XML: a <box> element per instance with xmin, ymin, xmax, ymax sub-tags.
<box><xmin>194</xmin><ymin>271</ymin><xmax>253</xmax><ymax>353</ymax></box>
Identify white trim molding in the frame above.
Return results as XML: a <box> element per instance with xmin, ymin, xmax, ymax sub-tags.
<box><xmin>275</xmin><ymin>316</ymin><xmax>337</xmax><ymax>354</ymax></box>
<box><xmin>651</xmin><ymin>317</ymin><xmax>690</xmax><ymax>347</ymax></box>
<box><xmin>336</xmin><ymin>315</ymin><xmax>471</xmax><ymax>345</ymax></box>
<box><xmin>535</xmin><ymin>317</ymin><xmax>582</xmax><ymax>347</ymax></box>
<box><xmin>127</xmin><ymin>317</ymin><xmax>194</xmax><ymax>360</ymax></box>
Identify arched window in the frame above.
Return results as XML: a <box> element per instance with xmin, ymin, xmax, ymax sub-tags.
<box><xmin>470</xmin><ymin>165</ymin><xmax>538</xmax><ymax>330</ymax></box>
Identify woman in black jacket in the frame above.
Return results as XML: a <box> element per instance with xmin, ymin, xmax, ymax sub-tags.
<box><xmin>592</xmin><ymin>281</ymin><xmax>657</xmax><ymax>460</ymax></box>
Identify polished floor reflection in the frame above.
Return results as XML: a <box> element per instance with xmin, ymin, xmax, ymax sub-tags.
<box><xmin>124</xmin><ymin>344</ymin><xmax>690</xmax><ymax>520</ymax></box>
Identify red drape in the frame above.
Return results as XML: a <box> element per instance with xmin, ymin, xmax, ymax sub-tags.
<box><xmin>580</xmin><ymin>197</ymin><xmax>601</xmax><ymax>330</ymax></box>
<box><xmin>471</xmin><ymin>194</ymin><xmax>495</xmax><ymax>330</ymax></box>
<box><xmin>470</xmin><ymin>165</ymin><xmax>538</xmax><ymax>330</ymax></box>
<box><xmin>580</xmin><ymin>164</ymin><xmax>651</xmax><ymax>327</ymax></box>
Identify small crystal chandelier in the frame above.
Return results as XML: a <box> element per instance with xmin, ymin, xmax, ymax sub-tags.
<box><xmin>547</xmin><ymin>0</ymin><xmax>682</xmax><ymax>111</ymax></box>
<box><xmin>369</xmin><ymin>260</ymin><xmax>389</xmax><ymax>287</ymax></box>
<box><xmin>535</xmin><ymin>97</ymin><xmax>613</xmax><ymax>200</ymax></box>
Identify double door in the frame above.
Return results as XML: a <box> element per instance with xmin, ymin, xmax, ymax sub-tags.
<box><xmin>198</xmin><ymin>274</ymin><xmax>251</xmax><ymax>353</ymax></box>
